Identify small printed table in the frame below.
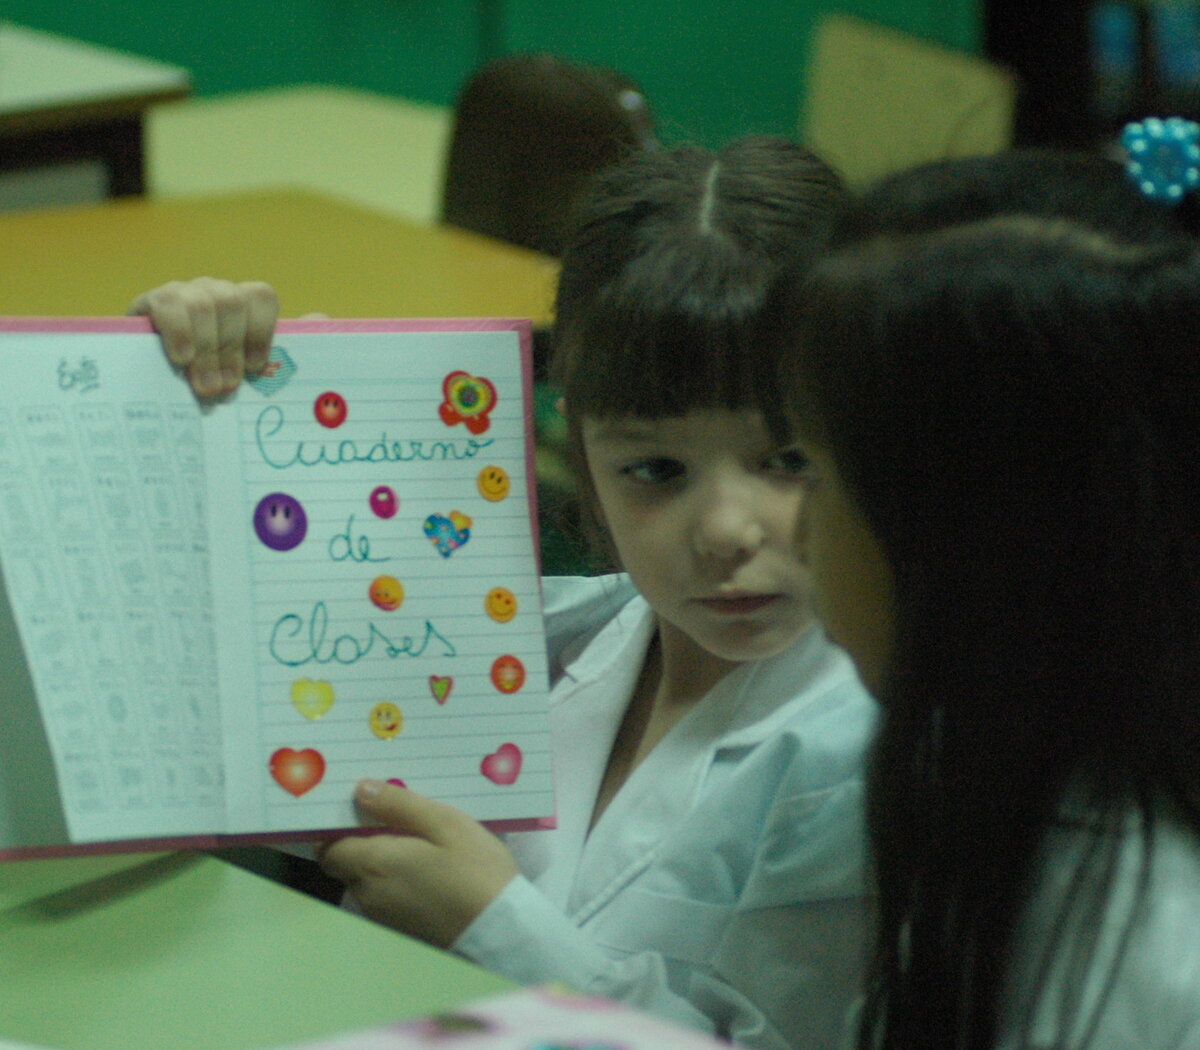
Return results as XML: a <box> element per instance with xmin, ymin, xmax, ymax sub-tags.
<box><xmin>0</xmin><ymin>22</ymin><xmax>190</xmax><ymax>209</ymax></box>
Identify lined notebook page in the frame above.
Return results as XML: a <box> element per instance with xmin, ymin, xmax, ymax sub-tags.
<box><xmin>205</xmin><ymin>321</ymin><xmax>553</xmax><ymax>834</ymax></box>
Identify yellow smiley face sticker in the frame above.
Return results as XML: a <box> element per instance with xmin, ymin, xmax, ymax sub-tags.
<box><xmin>369</xmin><ymin>701</ymin><xmax>404</xmax><ymax>740</ymax></box>
<box><xmin>485</xmin><ymin>586</ymin><xmax>517</xmax><ymax>623</ymax></box>
<box><xmin>476</xmin><ymin>464</ymin><xmax>511</xmax><ymax>502</ymax></box>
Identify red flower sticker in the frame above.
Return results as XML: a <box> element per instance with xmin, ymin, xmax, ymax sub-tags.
<box><xmin>438</xmin><ymin>371</ymin><xmax>497</xmax><ymax>435</ymax></box>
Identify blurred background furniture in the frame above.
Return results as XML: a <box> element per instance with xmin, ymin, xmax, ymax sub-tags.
<box><xmin>802</xmin><ymin>15</ymin><xmax>1016</xmax><ymax>188</ymax></box>
<box><xmin>441</xmin><ymin>52</ymin><xmax>657</xmax><ymax>257</ymax></box>
<box><xmin>0</xmin><ymin>187</ymin><xmax>556</xmax><ymax>320</ymax></box>
<box><xmin>146</xmin><ymin>86</ymin><xmax>452</xmax><ymax>224</ymax></box>
<box><xmin>1</xmin><ymin>0</ymin><xmax>981</xmax><ymax>152</ymax></box>
<box><xmin>0</xmin><ymin>22</ymin><xmax>188</xmax><ymax>211</ymax></box>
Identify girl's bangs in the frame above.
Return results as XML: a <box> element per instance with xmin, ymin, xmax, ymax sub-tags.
<box><xmin>558</xmin><ymin>298</ymin><xmax>771</xmax><ymax>420</ymax></box>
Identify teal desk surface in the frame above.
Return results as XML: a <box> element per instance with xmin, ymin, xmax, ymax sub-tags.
<box><xmin>0</xmin><ymin>851</ymin><xmax>513</xmax><ymax>1050</ymax></box>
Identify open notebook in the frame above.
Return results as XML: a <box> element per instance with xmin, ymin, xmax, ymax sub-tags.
<box><xmin>0</xmin><ymin>318</ymin><xmax>554</xmax><ymax>859</ymax></box>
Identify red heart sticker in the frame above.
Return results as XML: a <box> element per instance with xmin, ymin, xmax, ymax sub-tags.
<box><xmin>480</xmin><ymin>742</ymin><xmax>522</xmax><ymax>786</ymax></box>
<box><xmin>269</xmin><ymin>747</ymin><xmax>326</xmax><ymax>797</ymax></box>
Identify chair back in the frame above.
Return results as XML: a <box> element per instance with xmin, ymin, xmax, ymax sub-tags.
<box><xmin>802</xmin><ymin>15</ymin><xmax>1015</xmax><ymax>188</ymax></box>
<box><xmin>441</xmin><ymin>53</ymin><xmax>656</xmax><ymax>256</ymax></box>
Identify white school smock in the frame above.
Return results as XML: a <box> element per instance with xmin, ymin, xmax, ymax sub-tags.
<box><xmin>999</xmin><ymin>794</ymin><xmax>1200</xmax><ymax>1050</ymax></box>
<box><xmin>453</xmin><ymin>574</ymin><xmax>879</xmax><ymax>1050</ymax></box>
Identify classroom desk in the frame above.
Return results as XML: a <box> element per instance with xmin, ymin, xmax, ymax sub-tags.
<box><xmin>147</xmin><ymin>86</ymin><xmax>452</xmax><ymax>224</ymax></box>
<box><xmin>0</xmin><ymin>851</ymin><xmax>514</xmax><ymax>1050</ymax></box>
<box><xmin>0</xmin><ymin>23</ymin><xmax>190</xmax><ymax>209</ymax></box>
<box><xmin>0</xmin><ymin>187</ymin><xmax>558</xmax><ymax>321</ymax></box>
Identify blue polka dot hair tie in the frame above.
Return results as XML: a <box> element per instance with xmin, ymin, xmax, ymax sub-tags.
<box><xmin>1121</xmin><ymin>117</ymin><xmax>1200</xmax><ymax>204</ymax></box>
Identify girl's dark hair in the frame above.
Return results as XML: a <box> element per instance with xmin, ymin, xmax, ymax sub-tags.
<box><xmin>548</xmin><ymin>136</ymin><xmax>846</xmax><ymax>561</ymax></box>
<box><xmin>767</xmin><ymin>150</ymin><xmax>1200</xmax><ymax>1049</ymax></box>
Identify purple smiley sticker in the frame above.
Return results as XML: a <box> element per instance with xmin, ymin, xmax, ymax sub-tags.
<box><xmin>253</xmin><ymin>493</ymin><xmax>308</xmax><ymax>551</ymax></box>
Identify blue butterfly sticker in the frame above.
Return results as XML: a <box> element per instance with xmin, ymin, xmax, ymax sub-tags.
<box><xmin>423</xmin><ymin>511</ymin><xmax>472</xmax><ymax>558</ymax></box>
<box><xmin>246</xmin><ymin>345</ymin><xmax>297</xmax><ymax>396</ymax></box>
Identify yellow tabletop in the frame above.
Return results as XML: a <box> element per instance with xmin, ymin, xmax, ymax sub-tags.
<box><xmin>0</xmin><ymin>851</ymin><xmax>514</xmax><ymax>1050</ymax></box>
<box><xmin>0</xmin><ymin>188</ymin><xmax>558</xmax><ymax>322</ymax></box>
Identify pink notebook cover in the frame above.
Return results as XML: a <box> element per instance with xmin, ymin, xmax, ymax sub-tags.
<box><xmin>272</xmin><ymin>987</ymin><xmax>737</xmax><ymax>1050</ymax></box>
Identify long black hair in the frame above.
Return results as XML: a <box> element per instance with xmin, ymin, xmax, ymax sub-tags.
<box><xmin>768</xmin><ymin>151</ymin><xmax>1200</xmax><ymax>1049</ymax></box>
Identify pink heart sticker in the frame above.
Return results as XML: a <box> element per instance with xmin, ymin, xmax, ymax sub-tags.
<box><xmin>480</xmin><ymin>742</ymin><xmax>522</xmax><ymax>786</ymax></box>
<box><xmin>429</xmin><ymin>676</ymin><xmax>453</xmax><ymax>704</ymax></box>
<box><xmin>269</xmin><ymin>747</ymin><xmax>325</xmax><ymax>797</ymax></box>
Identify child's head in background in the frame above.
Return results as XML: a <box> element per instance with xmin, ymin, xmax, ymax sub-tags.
<box><xmin>552</xmin><ymin>137</ymin><xmax>844</xmax><ymax>429</ymax></box>
<box><xmin>766</xmin><ymin>148</ymin><xmax>1200</xmax><ymax>1049</ymax></box>
<box><xmin>547</xmin><ymin>138</ymin><xmax>846</xmax><ymax>672</ymax></box>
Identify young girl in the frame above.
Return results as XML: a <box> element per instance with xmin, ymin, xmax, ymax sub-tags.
<box><xmin>136</xmin><ymin>138</ymin><xmax>878</xmax><ymax>1050</ymax></box>
<box><xmin>763</xmin><ymin>149</ymin><xmax>1200</xmax><ymax>1049</ymax></box>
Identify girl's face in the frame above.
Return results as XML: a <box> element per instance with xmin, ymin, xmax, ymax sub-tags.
<box><xmin>792</xmin><ymin>443</ymin><xmax>895</xmax><ymax>694</ymax></box>
<box><xmin>582</xmin><ymin>408</ymin><xmax>815</xmax><ymax>668</ymax></box>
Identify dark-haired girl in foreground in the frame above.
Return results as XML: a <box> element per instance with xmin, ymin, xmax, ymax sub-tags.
<box><xmin>768</xmin><ymin>149</ymin><xmax>1200</xmax><ymax>1049</ymax></box>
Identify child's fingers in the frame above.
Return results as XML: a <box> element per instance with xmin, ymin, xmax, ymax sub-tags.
<box><xmin>315</xmin><ymin>825</ymin><xmax>429</xmax><ymax>887</ymax></box>
<box><xmin>350</xmin><ymin>779</ymin><xmax>466</xmax><ymax>845</ymax></box>
<box><xmin>195</xmin><ymin>278</ymin><xmax>267</xmax><ymax>395</ymax></box>
<box><xmin>208</xmin><ymin>292</ymin><xmax>248</xmax><ymax>392</ymax></box>
<box><xmin>129</xmin><ymin>281</ymin><xmax>214</xmax><ymax>370</ymax></box>
<box><xmin>240</xmin><ymin>281</ymin><xmax>281</xmax><ymax>373</ymax></box>
<box><xmin>314</xmin><ymin>784</ymin><xmax>518</xmax><ymax>947</ymax></box>
<box><xmin>194</xmin><ymin>279</ymin><xmax>278</xmax><ymax>390</ymax></box>
<box><xmin>131</xmin><ymin>278</ymin><xmax>281</xmax><ymax>398</ymax></box>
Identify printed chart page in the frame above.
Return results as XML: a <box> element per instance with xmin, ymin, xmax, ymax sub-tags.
<box><xmin>0</xmin><ymin>325</ymin><xmax>226</xmax><ymax>850</ymax></box>
<box><xmin>203</xmin><ymin>321</ymin><xmax>554</xmax><ymax>835</ymax></box>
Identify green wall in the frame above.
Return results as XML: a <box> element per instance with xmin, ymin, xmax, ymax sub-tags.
<box><xmin>4</xmin><ymin>0</ymin><xmax>979</xmax><ymax>146</ymax></box>
<box><xmin>503</xmin><ymin>0</ymin><xmax>981</xmax><ymax>144</ymax></box>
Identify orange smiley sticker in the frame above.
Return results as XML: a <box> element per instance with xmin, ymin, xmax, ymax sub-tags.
<box><xmin>490</xmin><ymin>655</ymin><xmax>526</xmax><ymax>693</ymax></box>
<box><xmin>369</xmin><ymin>575</ymin><xmax>404</xmax><ymax>611</ymax></box>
